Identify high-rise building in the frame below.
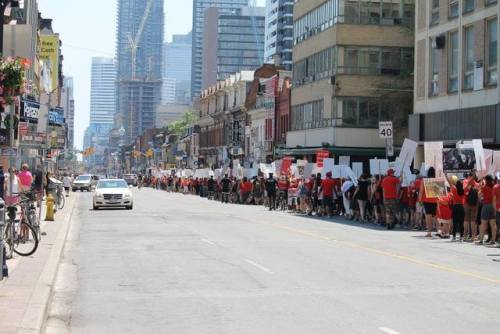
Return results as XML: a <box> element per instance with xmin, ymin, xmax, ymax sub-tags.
<box><xmin>264</xmin><ymin>0</ymin><xmax>294</xmax><ymax>71</ymax></box>
<box><xmin>202</xmin><ymin>7</ymin><xmax>265</xmax><ymax>88</ymax></box>
<box><xmin>61</xmin><ymin>77</ymin><xmax>75</xmax><ymax>149</ymax></box>
<box><xmin>90</xmin><ymin>57</ymin><xmax>116</xmax><ymax>126</ymax></box>
<box><xmin>410</xmin><ymin>1</ymin><xmax>500</xmax><ymax>148</ymax></box>
<box><xmin>283</xmin><ymin>0</ymin><xmax>415</xmax><ymax>159</ymax></box>
<box><xmin>191</xmin><ymin>0</ymin><xmax>249</xmax><ymax>100</ymax></box>
<box><xmin>116</xmin><ymin>0</ymin><xmax>164</xmax><ymax>142</ymax></box>
<box><xmin>163</xmin><ymin>32</ymin><xmax>192</xmax><ymax>105</ymax></box>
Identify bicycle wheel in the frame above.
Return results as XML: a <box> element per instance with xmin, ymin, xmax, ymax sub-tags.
<box><xmin>28</xmin><ymin>209</ymin><xmax>42</xmax><ymax>241</ymax></box>
<box><xmin>13</xmin><ymin>222</ymin><xmax>39</xmax><ymax>257</ymax></box>
<box><xmin>3</xmin><ymin>221</ymin><xmax>14</xmax><ymax>259</ymax></box>
<box><xmin>58</xmin><ymin>193</ymin><xmax>65</xmax><ymax>210</ymax></box>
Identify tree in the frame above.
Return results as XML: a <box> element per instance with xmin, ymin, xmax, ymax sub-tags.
<box><xmin>167</xmin><ymin>110</ymin><xmax>195</xmax><ymax>136</ymax></box>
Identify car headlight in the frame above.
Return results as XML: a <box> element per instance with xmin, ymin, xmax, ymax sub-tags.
<box><xmin>96</xmin><ymin>193</ymin><xmax>104</xmax><ymax>198</ymax></box>
<box><xmin>124</xmin><ymin>193</ymin><xmax>131</xmax><ymax>198</ymax></box>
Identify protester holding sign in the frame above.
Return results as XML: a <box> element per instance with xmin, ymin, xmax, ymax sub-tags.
<box><xmin>478</xmin><ymin>175</ymin><xmax>497</xmax><ymax>245</ymax></box>
<box><xmin>463</xmin><ymin>173</ymin><xmax>479</xmax><ymax>241</ymax></box>
<box><xmin>381</xmin><ymin>169</ymin><xmax>400</xmax><ymax>230</ymax></box>
<box><xmin>419</xmin><ymin>167</ymin><xmax>438</xmax><ymax>238</ymax></box>
<box><xmin>447</xmin><ymin>175</ymin><xmax>465</xmax><ymax>241</ymax></box>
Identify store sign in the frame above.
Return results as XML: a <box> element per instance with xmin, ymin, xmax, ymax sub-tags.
<box><xmin>20</xmin><ymin>99</ymin><xmax>65</xmax><ymax>126</ymax></box>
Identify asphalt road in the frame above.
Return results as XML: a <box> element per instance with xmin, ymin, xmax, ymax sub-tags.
<box><xmin>45</xmin><ymin>188</ymin><xmax>500</xmax><ymax>334</ymax></box>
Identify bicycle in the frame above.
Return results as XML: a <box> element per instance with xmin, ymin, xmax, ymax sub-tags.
<box><xmin>3</xmin><ymin>196</ymin><xmax>39</xmax><ymax>258</ymax></box>
<box><xmin>23</xmin><ymin>191</ymin><xmax>42</xmax><ymax>241</ymax></box>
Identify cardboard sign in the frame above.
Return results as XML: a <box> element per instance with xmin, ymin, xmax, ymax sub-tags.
<box><xmin>401</xmin><ymin>167</ymin><xmax>416</xmax><ymax>187</ymax></box>
<box><xmin>396</xmin><ymin>138</ymin><xmax>418</xmax><ymax>176</ymax></box>
<box><xmin>339</xmin><ymin>156</ymin><xmax>350</xmax><ymax>166</ymax></box>
<box><xmin>442</xmin><ymin>148</ymin><xmax>476</xmax><ymax>173</ymax></box>
<box><xmin>424</xmin><ymin>141</ymin><xmax>444</xmax><ymax>177</ymax></box>
<box><xmin>303</xmin><ymin>163</ymin><xmax>315</xmax><ymax>179</ymax></box>
<box><xmin>423</xmin><ymin>177</ymin><xmax>447</xmax><ymax>198</ymax></box>
<box><xmin>370</xmin><ymin>159</ymin><xmax>390</xmax><ymax>175</ymax></box>
<box><xmin>352</xmin><ymin>162</ymin><xmax>363</xmax><ymax>179</ymax></box>
<box><xmin>321</xmin><ymin>158</ymin><xmax>335</xmax><ymax>176</ymax></box>
<box><xmin>473</xmin><ymin>139</ymin><xmax>486</xmax><ymax>171</ymax></box>
<box><xmin>316</xmin><ymin>150</ymin><xmax>329</xmax><ymax>168</ymax></box>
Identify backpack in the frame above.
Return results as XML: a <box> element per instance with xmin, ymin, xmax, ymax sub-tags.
<box><xmin>466</xmin><ymin>188</ymin><xmax>479</xmax><ymax>206</ymax></box>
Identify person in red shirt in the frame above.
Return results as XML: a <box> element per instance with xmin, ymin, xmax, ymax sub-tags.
<box><xmin>479</xmin><ymin>175</ymin><xmax>497</xmax><ymax>244</ymax></box>
<box><xmin>381</xmin><ymin>169</ymin><xmax>401</xmax><ymax>229</ymax></box>
<box><xmin>321</xmin><ymin>172</ymin><xmax>335</xmax><ymax>217</ymax></box>
<box><xmin>239</xmin><ymin>177</ymin><xmax>253</xmax><ymax>204</ymax></box>
<box><xmin>446</xmin><ymin>175</ymin><xmax>465</xmax><ymax>241</ymax></box>
<box><xmin>492</xmin><ymin>176</ymin><xmax>500</xmax><ymax>244</ymax></box>
<box><xmin>418</xmin><ymin>167</ymin><xmax>438</xmax><ymax>237</ymax></box>
<box><xmin>463</xmin><ymin>173</ymin><xmax>479</xmax><ymax>241</ymax></box>
<box><xmin>437</xmin><ymin>191</ymin><xmax>452</xmax><ymax>238</ymax></box>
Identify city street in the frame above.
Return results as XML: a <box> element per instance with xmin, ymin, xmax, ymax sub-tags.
<box><xmin>46</xmin><ymin>188</ymin><xmax>500</xmax><ymax>334</ymax></box>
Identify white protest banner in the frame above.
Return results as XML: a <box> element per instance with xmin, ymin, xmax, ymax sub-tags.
<box><xmin>352</xmin><ymin>162</ymin><xmax>363</xmax><ymax>178</ymax></box>
<box><xmin>370</xmin><ymin>159</ymin><xmax>389</xmax><ymax>175</ymax></box>
<box><xmin>473</xmin><ymin>139</ymin><xmax>486</xmax><ymax>171</ymax></box>
<box><xmin>424</xmin><ymin>141</ymin><xmax>444</xmax><ymax>177</ymax></box>
<box><xmin>420</xmin><ymin>162</ymin><xmax>428</xmax><ymax>177</ymax></box>
<box><xmin>321</xmin><ymin>158</ymin><xmax>335</xmax><ymax>175</ymax></box>
<box><xmin>303</xmin><ymin>163</ymin><xmax>315</xmax><ymax>178</ymax></box>
<box><xmin>401</xmin><ymin>166</ymin><xmax>416</xmax><ymax>187</ymax></box>
<box><xmin>312</xmin><ymin>163</ymin><xmax>322</xmax><ymax>176</ymax></box>
<box><xmin>290</xmin><ymin>164</ymin><xmax>300</xmax><ymax>178</ymax></box>
<box><xmin>491</xmin><ymin>151</ymin><xmax>500</xmax><ymax>173</ymax></box>
<box><xmin>395</xmin><ymin>138</ymin><xmax>418</xmax><ymax>177</ymax></box>
<box><xmin>273</xmin><ymin>160</ymin><xmax>283</xmax><ymax>177</ymax></box>
<box><xmin>297</xmin><ymin>159</ymin><xmax>307</xmax><ymax>167</ymax></box>
<box><xmin>339</xmin><ymin>156</ymin><xmax>350</xmax><ymax>166</ymax></box>
<box><xmin>480</xmin><ymin>149</ymin><xmax>494</xmax><ymax>178</ymax></box>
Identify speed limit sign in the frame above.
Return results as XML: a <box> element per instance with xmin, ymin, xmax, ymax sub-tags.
<box><xmin>379</xmin><ymin>121</ymin><xmax>393</xmax><ymax>139</ymax></box>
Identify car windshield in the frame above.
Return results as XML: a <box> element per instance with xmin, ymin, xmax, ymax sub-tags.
<box><xmin>97</xmin><ymin>180</ymin><xmax>128</xmax><ymax>189</ymax></box>
<box><xmin>75</xmin><ymin>175</ymin><xmax>91</xmax><ymax>181</ymax></box>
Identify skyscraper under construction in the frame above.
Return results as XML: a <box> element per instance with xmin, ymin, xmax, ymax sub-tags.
<box><xmin>116</xmin><ymin>0</ymin><xmax>164</xmax><ymax>142</ymax></box>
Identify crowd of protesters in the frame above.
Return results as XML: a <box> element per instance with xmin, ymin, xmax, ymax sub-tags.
<box><xmin>140</xmin><ymin>167</ymin><xmax>500</xmax><ymax>246</ymax></box>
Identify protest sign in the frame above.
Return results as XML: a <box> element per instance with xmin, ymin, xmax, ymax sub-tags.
<box><xmin>442</xmin><ymin>148</ymin><xmax>476</xmax><ymax>173</ymax></box>
<box><xmin>473</xmin><ymin>139</ymin><xmax>486</xmax><ymax>171</ymax></box>
<box><xmin>303</xmin><ymin>163</ymin><xmax>315</xmax><ymax>178</ymax></box>
<box><xmin>423</xmin><ymin>178</ymin><xmax>447</xmax><ymax>198</ymax></box>
<box><xmin>352</xmin><ymin>162</ymin><xmax>363</xmax><ymax>178</ymax></box>
<box><xmin>316</xmin><ymin>150</ymin><xmax>329</xmax><ymax>168</ymax></box>
<box><xmin>401</xmin><ymin>167</ymin><xmax>416</xmax><ymax>187</ymax></box>
<box><xmin>424</xmin><ymin>141</ymin><xmax>444</xmax><ymax>177</ymax></box>
<box><xmin>339</xmin><ymin>156</ymin><xmax>350</xmax><ymax>166</ymax></box>
<box><xmin>370</xmin><ymin>159</ymin><xmax>389</xmax><ymax>175</ymax></box>
<box><xmin>281</xmin><ymin>156</ymin><xmax>294</xmax><ymax>175</ymax></box>
<box><xmin>321</xmin><ymin>158</ymin><xmax>335</xmax><ymax>175</ymax></box>
<box><xmin>395</xmin><ymin>138</ymin><xmax>418</xmax><ymax>176</ymax></box>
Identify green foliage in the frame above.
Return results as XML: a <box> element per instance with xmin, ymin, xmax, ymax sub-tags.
<box><xmin>168</xmin><ymin>110</ymin><xmax>195</xmax><ymax>136</ymax></box>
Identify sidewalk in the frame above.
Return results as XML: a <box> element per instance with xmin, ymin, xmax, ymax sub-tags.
<box><xmin>0</xmin><ymin>194</ymin><xmax>78</xmax><ymax>334</ymax></box>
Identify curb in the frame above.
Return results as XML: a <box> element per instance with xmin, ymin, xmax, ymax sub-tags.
<box><xmin>17</xmin><ymin>196</ymin><xmax>78</xmax><ymax>334</ymax></box>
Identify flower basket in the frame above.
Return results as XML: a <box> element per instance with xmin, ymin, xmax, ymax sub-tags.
<box><xmin>0</xmin><ymin>56</ymin><xmax>30</xmax><ymax>111</ymax></box>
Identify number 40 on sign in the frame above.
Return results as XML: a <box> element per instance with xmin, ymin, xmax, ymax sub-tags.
<box><xmin>379</xmin><ymin>121</ymin><xmax>393</xmax><ymax>139</ymax></box>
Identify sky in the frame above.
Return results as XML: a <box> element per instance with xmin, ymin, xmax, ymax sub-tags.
<box><xmin>38</xmin><ymin>0</ymin><xmax>266</xmax><ymax>149</ymax></box>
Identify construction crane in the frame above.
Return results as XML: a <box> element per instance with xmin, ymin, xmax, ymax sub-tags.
<box><xmin>127</xmin><ymin>0</ymin><xmax>154</xmax><ymax>79</ymax></box>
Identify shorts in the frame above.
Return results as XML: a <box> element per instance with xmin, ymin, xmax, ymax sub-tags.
<box><xmin>423</xmin><ymin>202</ymin><xmax>437</xmax><ymax>217</ymax></box>
<box><xmin>322</xmin><ymin>196</ymin><xmax>333</xmax><ymax>209</ymax></box>
<box><xmin>437</xmin><ymin>218</ymin><xmax>451</xmax><ymax>225</ymax></box>
<box><xmin>481</xmin><ymin>204</ymin><xmax>495</xmax><ymax>220</ymax></box>
<box><xmin>464</xmin><ymin>204</ymin><xmax>479</xmax><ymax>222</ymax></box>
<box><xmin>496</xmin><ymin>211</ymin><xmax>500</xmax><ymax>228</ymax></box>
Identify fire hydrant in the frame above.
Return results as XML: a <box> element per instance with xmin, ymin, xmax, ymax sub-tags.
<box><xmin>45</xmin><ymin>194</ymin><xmax>55</xmax><ymax>221</ymax></box>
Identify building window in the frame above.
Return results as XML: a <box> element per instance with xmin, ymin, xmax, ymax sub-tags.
<box><xmin>464</xmin><ymin>26</ymin><xmax>474</xmax><ymax>90</ymax></box>
<box><xmin>449</xmin><ymin>31</ymin><xmax>459</xmax><ymax>92</ymax></box>
<box><xmin>291</xmin><ymin>100</ymin><xmax>327</xmax><ymax>131</ymax></box>
<box><xmin>463</xmin><ymin>0</ymin><xmax>475</xmax><ymax>13</ymax></box>
<box><xmin>449</xmin><ymin>0</ymin><xmax>459</xmax><ymax>18</ymax></box>
<box><xmin>486</xmin><ymin>0</ymin><xmax>498</xmax><ymax>5</ymax></box>
<box><xmin>487</xmin><ymin>18</ymin><xmax>498</xmax><ymax>85</ymax></box>
<box><xmin>340</xmin><ymin>98</ymin><xmax>380</xmax><ymax>128</ymax></box>
<box><xmin>431</xmin><ymin>0</ymin><xmax>440</xmax><ymax>26</ymax></box>
<box><xmin>430</xmin><ymin>43</ymin><xmax>440</xmax><ymax>96</ymax></box>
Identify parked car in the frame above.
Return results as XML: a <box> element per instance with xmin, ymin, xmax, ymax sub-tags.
<box><xmin>93</xmin><ymin>179</ymin><xmax>133</xmax><ymax>210</ymax></box>
<box><xmin>123</xmin><ymin>174</ymin><xmax>138</xmax><ymax>186</ymax></box>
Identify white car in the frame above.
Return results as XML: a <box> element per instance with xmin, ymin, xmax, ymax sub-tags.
<box><xmin>93</xmin><ymin>179</ymin><xmax>133</xmax><ymax>210</ymax></box>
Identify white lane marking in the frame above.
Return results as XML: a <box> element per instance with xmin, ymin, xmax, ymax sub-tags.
<box><xmin>379</xmin><ymin>327</ymin><xmax>402</xmax><ymax>334</ymax></box>
<box><xmin>201</xmin><ymin>238</ymin><xmax>217</xmax><ymax>246</ymax></box>
<box><xmin>245</xmin><ymin>259</ymin><xmax>273</xmax><ymax>274</ymax></box>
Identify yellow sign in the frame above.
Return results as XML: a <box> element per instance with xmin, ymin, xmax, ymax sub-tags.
<box><xmin>39</xmin><ymin>34</ymin><xmax>60</xmax><ymax>91</ymax></box>
<box><xmin>146</xmin><ymin>149</ymin><xmax>154</xmax><ymax>158</ymax></box>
